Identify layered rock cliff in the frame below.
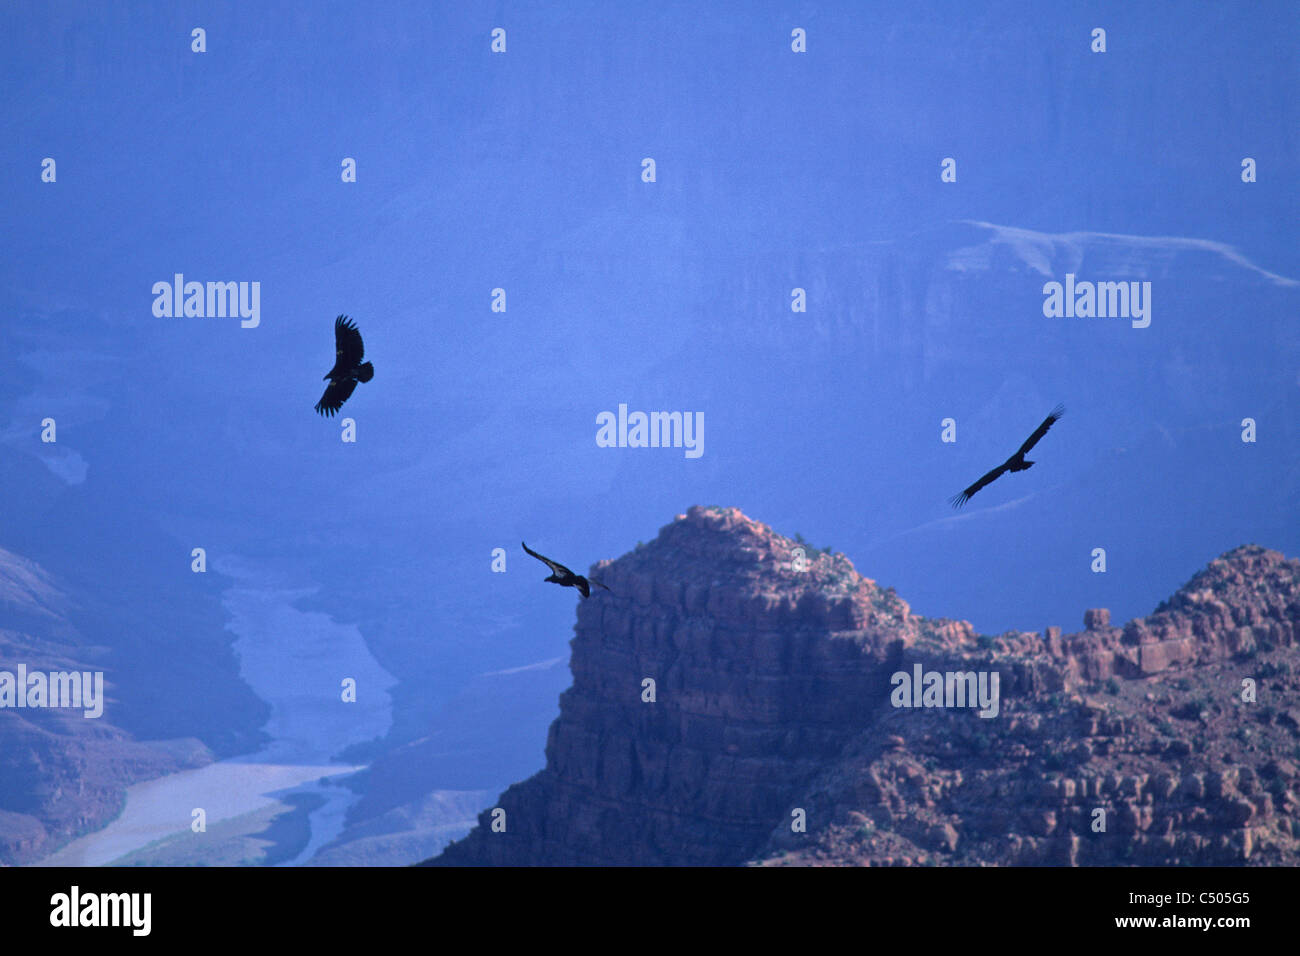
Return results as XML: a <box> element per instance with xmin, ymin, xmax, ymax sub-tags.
<box><xmin>428</xmin><ymin>506</ymin><xmax>1300</xmax><ymax>867</ymax></box>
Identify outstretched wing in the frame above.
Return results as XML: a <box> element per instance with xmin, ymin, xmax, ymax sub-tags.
<box><xmin>1015</xmin><ymin>403</ymin><xmax>1065</xmax><ymax>458</ymax></box>
<box><xmin>949</xmin><ymin>461</ymin><xmax>1011</xmax><ymax>509</ymax></box>
<box><xmin>522</xmin><ymin>541</ymin><xmax>571</xmax><ymax>577</ymax></box>
<box><xmin>315</xmin><ymin>378</ymin><xmax>358</xmax><ymax>416</ymax></box>
<box><xmin>334</xmin><ymin>315</ymin><xmax>365</xmax><ymax>369</ymax></box>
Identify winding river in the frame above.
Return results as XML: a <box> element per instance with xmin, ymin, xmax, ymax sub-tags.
<box><xmin>33</xmin><ymin>561</ymin><xmax>395</xmax><ymax>867</ymax></box>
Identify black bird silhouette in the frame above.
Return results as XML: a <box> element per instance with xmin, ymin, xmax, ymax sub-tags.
<box><xmin>315</xmin><ymin>315</ymin><xmax>374</xmax><ymax>416</ymax></box>
<box><xmin>521</xmin><ymin>542</ymin><xmax>610</xmax><ymax>599</ymax></box>
<box><xmin>949</xmin><ymin>404</ymin><xmax>1065</xmax><ymax>508</ymax></box>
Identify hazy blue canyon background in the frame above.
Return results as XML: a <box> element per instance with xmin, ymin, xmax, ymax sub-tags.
<box><xmin>0</xmin><ymin>1</ymin><xmax>1295</xmax><ymax>864</ymax></box>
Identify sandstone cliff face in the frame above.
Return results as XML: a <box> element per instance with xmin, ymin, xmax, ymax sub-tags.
<box><xmin>429</xmin><ymin>507</ymin><xmax>1300</xmax><ymax>867</ymax></box>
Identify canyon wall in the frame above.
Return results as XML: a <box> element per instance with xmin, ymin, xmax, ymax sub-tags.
<box><xmin>429</xmin><ymin>506</ymin><xmax>1300</xmax><ymax>866</ymax></box>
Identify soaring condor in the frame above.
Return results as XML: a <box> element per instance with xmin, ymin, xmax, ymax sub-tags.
<box><xmin>521</xmin><ymin>542</ymin><xmax>610</xmax><ymax>599</ymax></box>
<box><xmin>315</xmin><ymin>315</ymin><xmax>374</xmax><ymax>417</ymax></box>
<box><xmin>949</xmin><ymin>403</ymin><xmax>1065</xmax><ymax>508</ymax></box>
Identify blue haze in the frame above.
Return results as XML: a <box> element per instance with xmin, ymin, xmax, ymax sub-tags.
<box><xmin>0</xmin><ymin>1</ymin><xmax>1296</xmax><ymax>852</ymax></box>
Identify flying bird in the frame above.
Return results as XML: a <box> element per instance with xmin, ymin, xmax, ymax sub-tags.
<box><xmin>949</xmin><ymin>403</ymin><xmax>1065</xmax><ymax>508</ymax></box>
<box><xmin>521</xmin><ymin>542</ymin><xmax>610</xmax><ymax>599</ymax></box>
<box><xmin>315</xmin><ymin>315</ymin><xmax>374</xmax><ymax>416</ymax></box>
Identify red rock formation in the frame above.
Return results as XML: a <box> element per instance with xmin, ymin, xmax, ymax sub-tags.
<box><xmin>428</xmin><ymin>509</ymin><xmax>1300</xmax><ymax>866</ymax></box>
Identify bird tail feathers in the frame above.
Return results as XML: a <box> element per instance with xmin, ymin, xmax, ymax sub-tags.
<box><xmin>357</xmin><ymin>362</ymin><xmax>374</xmax><ymax>383</ymax></box>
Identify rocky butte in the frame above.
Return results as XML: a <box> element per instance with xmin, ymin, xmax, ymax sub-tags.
<box><xmin>427</xmin><ymin>506</ymin><xmax>1300</xmax><ymax>867</ymax></box>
